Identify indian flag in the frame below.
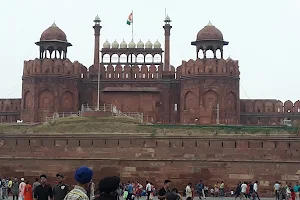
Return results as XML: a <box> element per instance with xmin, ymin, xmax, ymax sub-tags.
<box><xmin>126</xmin><ymin>12</ymin><xmax>133</xmax><ymax>25</ymax></box>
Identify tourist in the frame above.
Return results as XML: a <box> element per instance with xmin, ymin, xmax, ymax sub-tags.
<box><xmin>158</xmin><ymin>180</ymin><xmax>171</xmax><ymax>200</ymax></box>
<box><xmin>241</xmin><ymin>182</ymin><xmax>247</xmax><ymax>200</ymax></box>
<box><xmin>185</xmin><ymin>183</ymin><xmax>192</xmax><ymax>199</ymax></box>
<box><xmin>125</xmin><ymin>181</ymin><xmax>133</xmax><ymax>200</ymax></box>
<box><xmin>249</xmin><ymin>182</ymin><xmax>253</xmax><ymax>197</ymax></box>
<box><xmin>1</xmin><ymin>178</ymin><xmax>8</xmax><ymax>199</ymax></box>
<box><xmin>64</xmin><ymin>166</ymin><xmax>93</xmax><ymax>200</ymax></box>
<box><xmin>203</xmin><ymin>186</ymin><xmax>208</xmax><ymax>197</ymax></box>
<box><xmin>214</xmin><ymin>182</ymin><xmax>219</xmax><ymax>197</ymax></box>
<box><xmin>19</xmin><ymin>178</ymin><xmax>26</xmax><ymax>200</ymax></box>
<box><xmin>33</xmin><ymin>175</ymin><xmax>53</xmax><ymax>200</ymax></box>
<box><xmin>32</xmin><ymin>178</ymin><xmax>40</xmax><ymax>196</ymax></box>
<box><xmin>286</xmin><ymin>186</ymin><xmax>291</xmax><ymax>200</ymax></box>
<box><xmin>0</xmin><ymin>179</ymin><xmax>2</xmax><ymax>200</ymax></box>
<box><xmin>131</xmin><ymin>181</ymin><xmax>136</xmax><ymax>199</ymax></box>
<box><xmin>220</xmin><ymin>181</ymin><xmax>225</xmax><ymax>197</ymax></box>
<box><xmin>86</xmin><ymin>180</ymin><xmax>95</xmax><ymax>200</ymax></box>
<box><xmin>24</xmin><ymin>181</ymin><xmax>33</xmax><ymax>200</ymax></box>
<box><xmin>293</xmin><ymin>182</ymin><xmax>299</xmax><ymax>200</ymax></box>
<box><xmin>274</xmin><ymin>181</ymin><xmax>280</xmax><ymax>200</ymax></box>
<box><xmin>149</xmin><ymin>183</ymin><xmax>155</xmax><ymax>200</ymax></box>
<box><xmin>135</xmin><ymin>181</ymin><xmax>142</xmax><ymax>200</ymax></box>
<box><xmin>245</xmin><ymin>182</ymin><xmax>250</xmax><ymax>199</ymax></box>
<box><xmin>210</xmin><ymin>188</ymin><xmax>214</xmax><ymax>197</ymax></box>
<box><xmin>53</xmin><ymin>174</ymin><xmax>69</xmax><ymax>200</ymax></box>
<box><xmin>196</xmin><ymin>180</ymin><xmax>206</xmax><ymax>199</ymax></box>
<box><xmin>8</xmin><ymin>179</ymin><xmax>12</xmax><ymax>195</ymax></box>
<box><xmin>253</xmin><ymin>181</ymin><xmax>260</xmax><ymax>200</ymax></box>
<box><xmin>291</xmin><ymin>189</ymin><xmax>296</xmax><ymax>200</ymax></box>
<box><xmin>0</xmin><ymin>178</ymin><xmax>2</xmax><ymax>200</ymax></box>
<box><xmin>96</xmin><ymin>176</ymin><xmax>120</xmax><ymax>200</ymax></box>
<box><xmin>146</xmin><ymin>181</ymin><xmax>152</xmax><ymax>200</ymax></box>
<box><xmin>166</xmin><ymin>188</ymin><xmax>182</xmax><ymax>200</ymax></box>
<box><xmin>11</xmin><ymin>178</ymin><xmax>19</xmax><ymax>200</ymax></box>
<box><xmin>234</xmin><ymin>182</ymin><xmax>241</xmax><ymax>200</ymax></box>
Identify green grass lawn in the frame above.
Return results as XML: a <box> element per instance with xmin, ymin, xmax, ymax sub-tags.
<box><xmin>0</xmin><ymin>116</ymin><xmax>298</xmax><ymax>135</ymax></box>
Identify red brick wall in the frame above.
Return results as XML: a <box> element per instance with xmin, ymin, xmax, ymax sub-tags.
<box><xmin>0</xmin><ymin>134</ymin><xmax>299</xmax><ymax>196</ymax></box>
<box><xmin>0</xmin><ymin>99</ymin><xmax>21</xmax><ymax>122</ymax></box>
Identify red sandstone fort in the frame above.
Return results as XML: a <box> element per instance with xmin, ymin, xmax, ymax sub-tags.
<box><xmin>0</xmin><ymin>15</ymin><xmax>300</xmax><ymax>124</ymax></box>
<box><xmin>0</xmin><ymin>15</ymin><xmax>300</xmax><ymax>196</ymax></box>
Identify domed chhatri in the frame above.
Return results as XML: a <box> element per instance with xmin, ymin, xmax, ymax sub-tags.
<box><xmin>103</xmin><ymin>40</ymin><xmax>110</xmax><ymax>48</ymax></box>
<box><xmin>196</xmin><ymin>21</ymin><xmax>224</xmax><ymax>41</ymax></box>
<box><xmin>120</xmin><ymin>40</ymin><xmax>127</xmax><ymax>48</ymax></box>
<box><xmin>94</xmin><ymin>15</ymin><xmax>101</xmax><ymax>23</ymax></box>
<box><xmin>145</xmin><ymin>40</ymin><xmax>153</xmax><ymax>49</ymax></box>
<box><xmin>40</xmin><ymin>22</ymin><xmax>67</xmax><ymax>42</ymax></box>
<box><xmin>111</xmin><ymin>40</ymin><xmax>119</xmax><ymax>48</ymax></box>
<box><xmin>128</xmin><ymin>40</ymin><xmax>136</xmax><ymax>48</ymax></box>
<box><xmin>154</xmin><ymin>40</ymin><xmax>161</xmax><ymax>49</ymax></box>
<box><xmin>137</xmin><ymin>40</ymin><xmax>144</xmax><ymax>48</ymax></box>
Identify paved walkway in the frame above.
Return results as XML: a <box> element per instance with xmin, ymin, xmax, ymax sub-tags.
<box><xmin>118</xmin><ymin>197</ymin><xmax>274</xmax><ymax>200</ymax></box>
<box><xmin>4</xmin><ymin>196</ymin><xmax>275</xmax><ymax>200</ymax></box>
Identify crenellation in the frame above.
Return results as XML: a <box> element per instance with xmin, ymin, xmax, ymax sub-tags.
<box><xmin>240</xmin><ymin>99</ymin><xmax>300</xmax><ymax>125</ymax></box>
<box><xmin>23</xmin><ymin>58</ymin><xmax>87</xmax><ymax>78</ymax></box>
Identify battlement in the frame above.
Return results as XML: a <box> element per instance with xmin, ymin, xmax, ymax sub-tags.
<box><xmin>23</xmin><ymin>58</ymin><xmax>88</xmax><ymax>78</ymax></box>
<box><xmin>241</xmin><ymin>99</ymin><xmax>300</xmax><ymax>113</ymax></box>
<box><xmin>0</xmin><ymin>99</ymin><xmax>21</xmax><ymax>122</ymax></box>
<box><xmin>88</xmin><ymin>64</ymin><xmax>176</xmax><ymax>80</ymax></box>
<box><xmin>0</xmin><ymin>99</ymin><xmax>21</xmax><ymax>112</ymax></box>
<box><xmin>179</xmin><ymin>57</ymin><xmax>239</xmax><ymax>77</ymax></box>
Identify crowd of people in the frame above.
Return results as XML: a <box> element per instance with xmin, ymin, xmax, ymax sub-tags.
<box><xmin>1</xmin><ymin>171</ymin><xmax>299</xmax><ymax>200</ymax></box>
<box><xmin>273</xmin><ymin>181</ymin><xmax>299</xmax><ymax>200</ymax></box>
<box><xmin>0</xmin><ymin>167</ymin><xmax>120</xmax><ymax>200</ymax></box>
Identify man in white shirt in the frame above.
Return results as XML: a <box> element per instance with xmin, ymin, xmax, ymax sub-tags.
<box><xmin>253</xmin><ymin>181</ymin><xmax>260</xmax><ymax>200</ymax></box>
<box><xmin>274</xmin><ymin>181</ymin><xmax>280</xmax><ymax>200</ymax></box>
<box><xmin>146</xmin><ymin>181</ymin><xmax>152</xmax><ymax>200</ymax></box>
<box><xmin>185</xmin><ymin>183</ymin><xmax>193</xmax><ymax>198</ymax></box>
<box><xmin>241</xmin><ymin>182</ymin><xmax>247</xmax><ymax>199</ymax></box>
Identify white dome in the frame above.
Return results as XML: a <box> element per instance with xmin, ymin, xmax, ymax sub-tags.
<box><xmin>120</xmin><ymin>40</ymin><xmax>127</xmax><ymax>48</ymax></box>
<box><xmin>111</xmin><ymin>40</ymin><xmax>119</xmax><ymax>48</ymax></box>
<box><xmin>164</xmin><ymin>15</ymin><xmax>171</xmax><ymax>23</ymax></box>
<box><xmin>103</xmin><ymin>40</ymin><xmax>110</xmax><ymax>48</ymax></box>
<box><xmin>137</xmin><ymin>40</ymin><xmax>144</xmax><ymax>48</ymax></box>
<box><xmin>95</xmin><ymin>15</ymin><xmax>101</xmax><ymax>21</ymax></box>
<box><xmin>128</xmin><ymin>40</ymin><xmax>136</xmax><ymax>48</ymax></box>
<box><xmin>145</xmin><ymin>40</ymin><xmax>153</xmax><ymax>49</ymax></box>
<box><xmin>153</xmin><ymin>40</ymin><xmax>161</xmax><ymax>48</ymax></box>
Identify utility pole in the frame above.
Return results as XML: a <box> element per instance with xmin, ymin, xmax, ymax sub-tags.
<box><xmin>213</xmin><ymin>103</ymin><xmax>220</xmax><ymax>125</ymax></box>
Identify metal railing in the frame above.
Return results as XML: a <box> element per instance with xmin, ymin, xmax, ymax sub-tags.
<box><xmin>45</xmin><ymin>112</ymin><xmax>80</xmax><ymax>123</ymax></box>
<box><xmin>81</xmin><ymin>103</ymin><xmax>143</xmax><ymax>123</ymax></box>
<box><xmin>45</xmin><ymin>104</ymin><xmax>144</xmax><ymax>123</ymax></box>
<box><xmin>111</xmin><ymin>109</ymin><xmax>144</xmax><ymax>123</ymax></box>
<box><xmin>81</xmin><ymin>104</ymin><xmax>113</xmax><ymax>113</ymax></box>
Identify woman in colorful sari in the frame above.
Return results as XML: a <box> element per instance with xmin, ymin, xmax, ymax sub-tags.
<box><xmin>24</xmin><ymin>181</ymin><xmax>33</xmax><ymax>200</ymax></box>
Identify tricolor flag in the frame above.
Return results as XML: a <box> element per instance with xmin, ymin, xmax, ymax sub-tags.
<box><xmin>126</xmin><ymin>12</ymin><xmax>133</xmax><ymax>25</ymax></box>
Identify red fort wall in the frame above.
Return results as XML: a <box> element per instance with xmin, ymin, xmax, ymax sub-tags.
<box><xmin>0</xmin><ymin>134</ymin><xmax>299</xmax><ymax>196</ymax></box>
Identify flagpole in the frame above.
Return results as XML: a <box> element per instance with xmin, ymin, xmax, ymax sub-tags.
<box><xmin>132</xmin><ymin>10</ymin><xmax>134</xmax><ymax>41</ymax></box>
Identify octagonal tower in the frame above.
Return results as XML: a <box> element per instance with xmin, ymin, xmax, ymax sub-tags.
<box><xmin>21</xmin><ymin>23</ymin><xmax>87</xmax><ymax>122</ymax></box>
<box><xmin>179</xmin><ymin>21</ymin><xmax>240</xmax><ymax>125</ymax></box>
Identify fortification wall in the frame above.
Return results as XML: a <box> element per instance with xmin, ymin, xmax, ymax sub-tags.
<box><xmin>0</xmin><ymin>134</ymin><xmax>299</xmax><ymax>196</ymax></box>
<box><xmin>0</xmin><ymin>99</ymin><xmax>21</xmax><ymax>122</ymax></box>
<box><xmin>240</xmin><ymin>99</ymin><xmax>300</xmax><ymax>125</ymax></box>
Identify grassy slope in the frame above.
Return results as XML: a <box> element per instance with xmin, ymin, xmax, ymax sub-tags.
<box><xmin>0</xmin><ymin>116</ymin><xmax>298</xmax><ymax>135</ymax></box>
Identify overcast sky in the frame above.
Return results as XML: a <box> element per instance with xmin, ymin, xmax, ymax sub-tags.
<box><xmin>0</xmin><ymin>0</ymin><xmax>299</xmax><ymax>101</ymax></box>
